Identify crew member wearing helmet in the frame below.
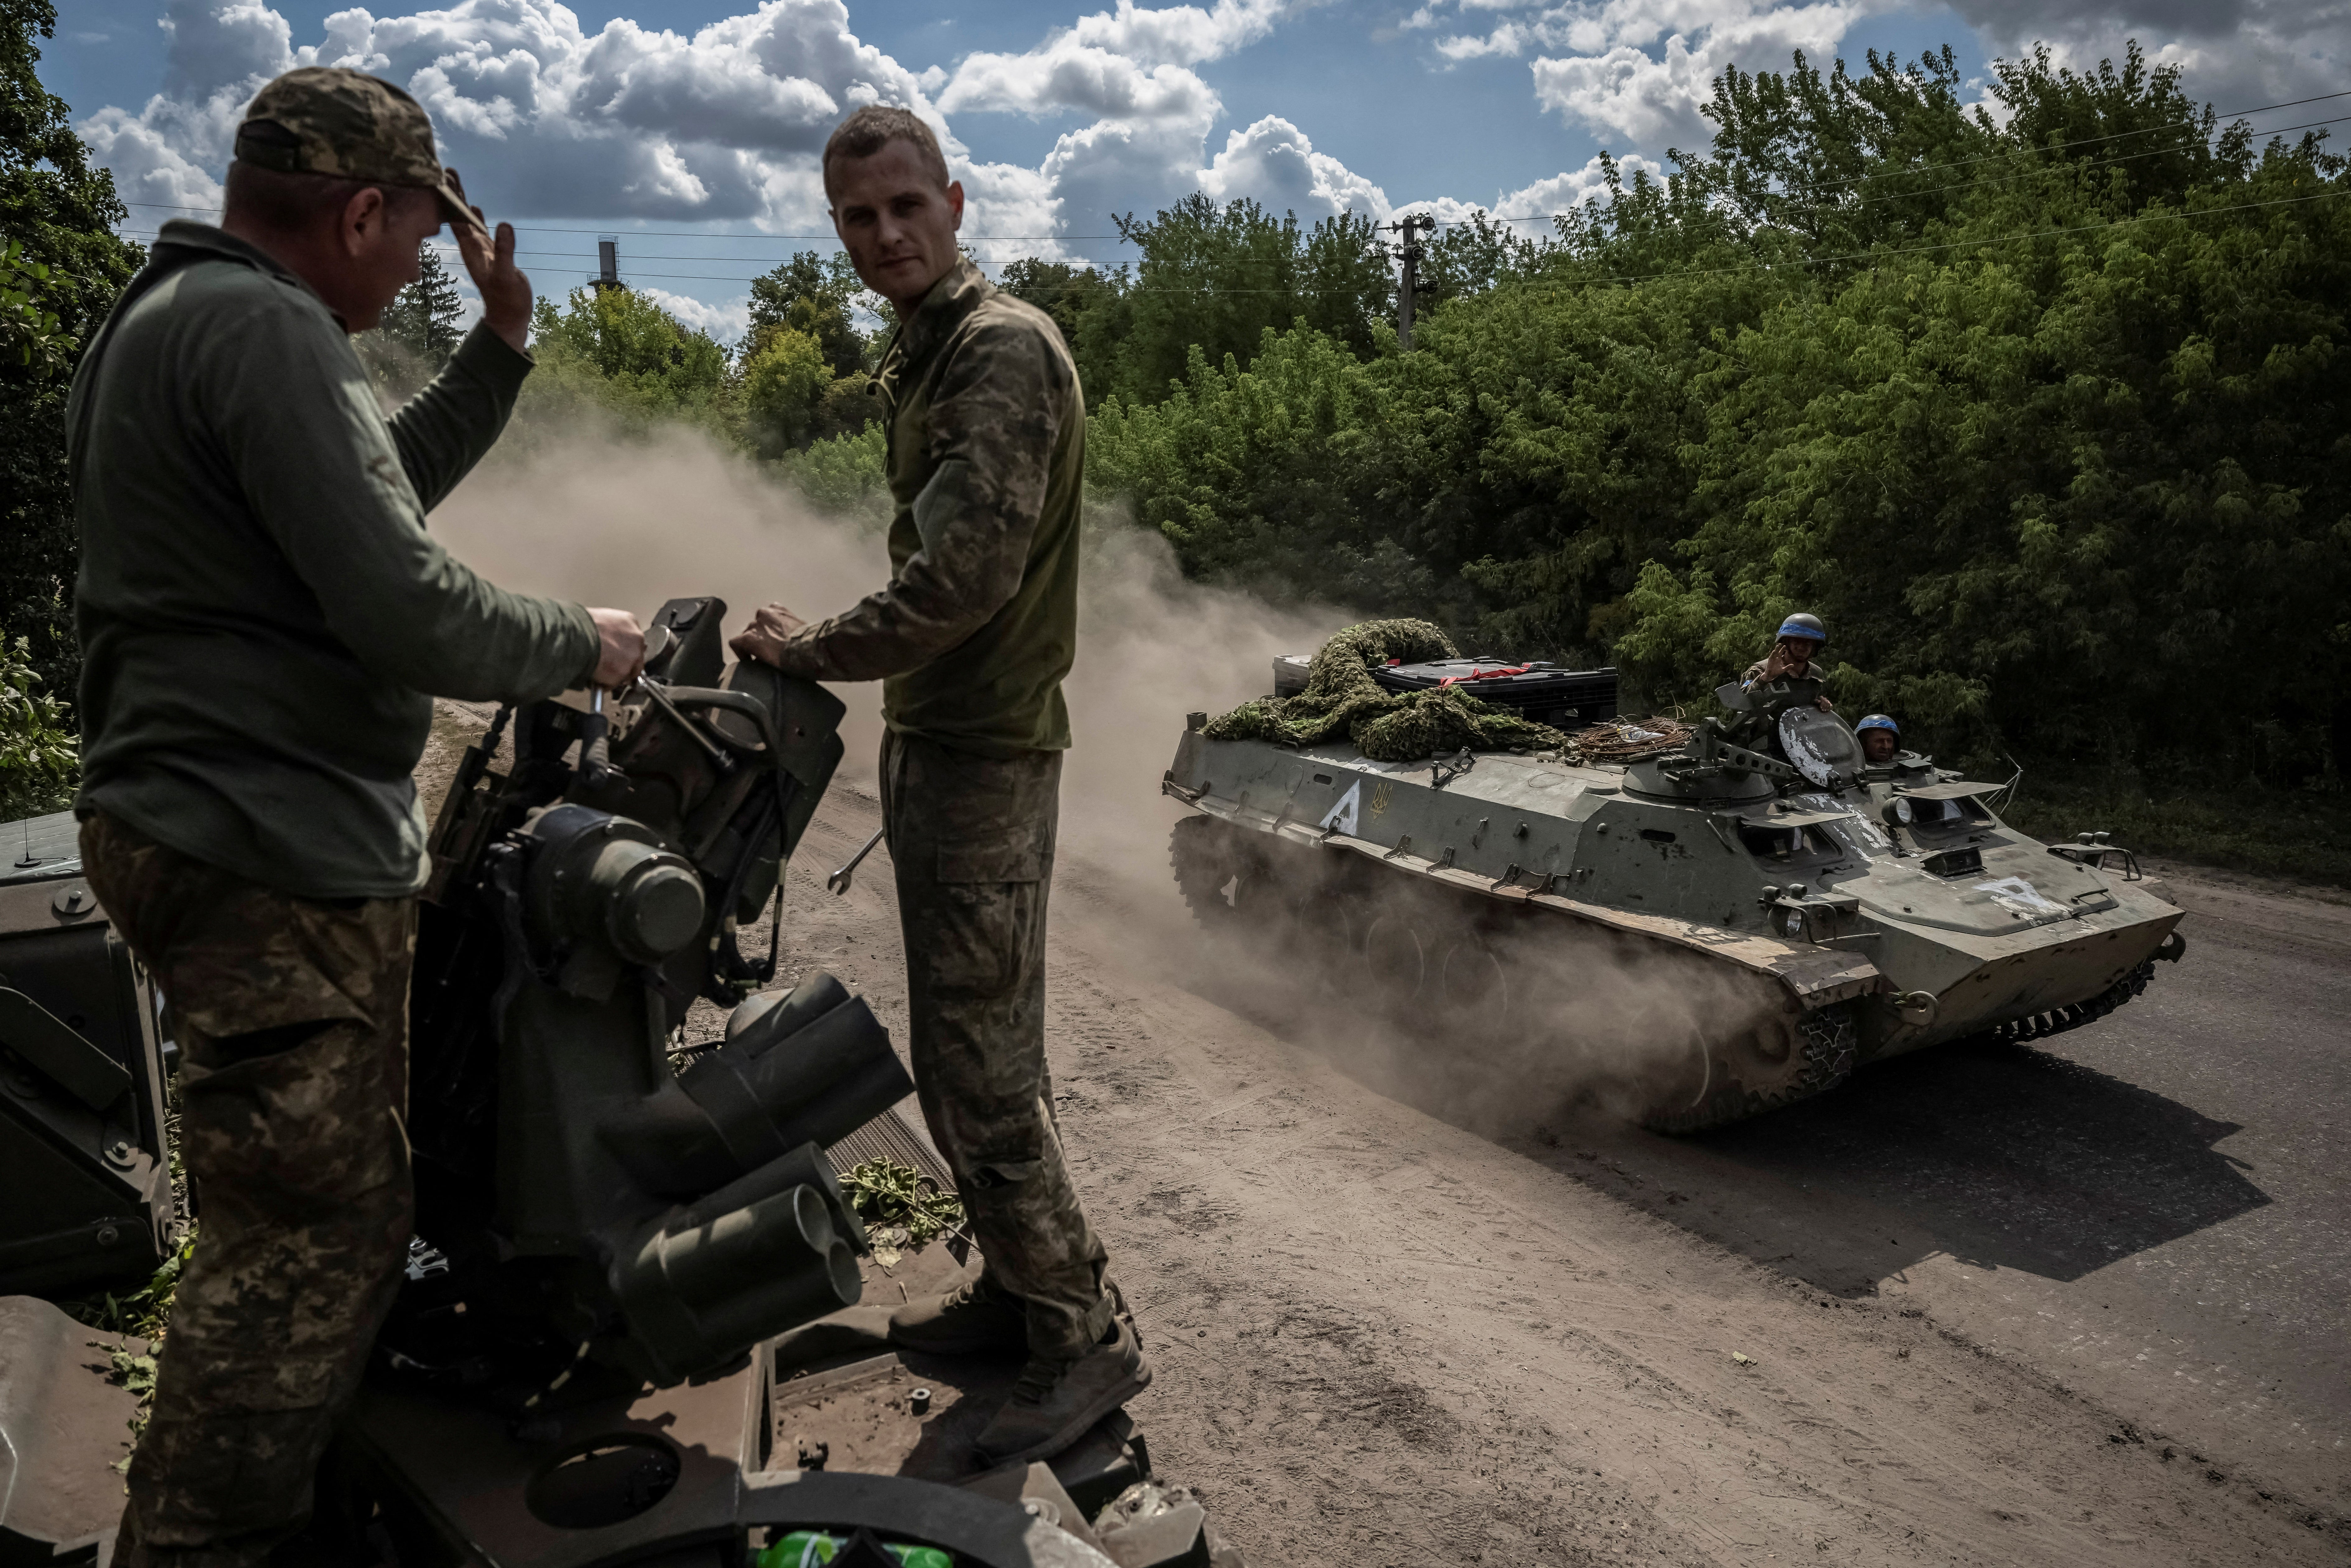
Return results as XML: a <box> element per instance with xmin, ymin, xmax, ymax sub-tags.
<box><xmin>1726</xmin><ymin>612</ymin><xmax>1836</xmax><ymax>752</ymax></box>
<box><xmin>1856</xmin><ymin>713</ymin><xmax>1902</xmax><ymax>766</ymax></box>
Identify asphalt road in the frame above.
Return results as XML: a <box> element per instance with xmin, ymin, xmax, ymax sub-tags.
<box><xmin>1484</xmin><ymin>860</ymin><xmax>2351</xmax><ymax>1503</ymax></box>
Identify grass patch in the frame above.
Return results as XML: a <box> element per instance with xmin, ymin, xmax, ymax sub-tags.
<box><xmin>2000</xmin><ymin>763</ymin><xmax>2351</xmax><ymax>891</ymax></box>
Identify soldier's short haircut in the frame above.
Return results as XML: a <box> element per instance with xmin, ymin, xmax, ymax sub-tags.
<box><xmin>823</xmin><ymin>105</ymin><xmax>950</xmax><ymax>199</ymax></box>
<box><xmin>225</xmin><ymin>123</ymin><xmax>437</xmax><ymax>233</ymax></box>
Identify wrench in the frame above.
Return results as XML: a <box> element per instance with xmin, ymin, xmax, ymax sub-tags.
<box><xmin>827</xmin><ymin>826</ymin><xmax>886</xmax><ymax>896</ymax></box>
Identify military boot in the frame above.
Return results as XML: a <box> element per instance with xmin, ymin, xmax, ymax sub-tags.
<box><xmin>973</xmin><ymin>1316</ymin><xmax>1152</xmax><ymax>1467</ymax></box>
<box><xmin>888</xmin><ymin>1267</ymin><xmax>1028</xmax><ymax>1356</ymax></box>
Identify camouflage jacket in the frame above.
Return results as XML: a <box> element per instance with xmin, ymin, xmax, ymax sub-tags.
<box><xmin>766</xmin><ymin>259</ymin><xmax>1082</xmax><ymax>757</ymax></box>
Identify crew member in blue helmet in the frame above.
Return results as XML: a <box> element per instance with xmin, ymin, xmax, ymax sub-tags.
<box><xmin>1741</xmin><ymin>612</ymin><xmax>1835</xmax><ymax>708</ymax></box>
<box><xmin>1727</xmin><ymin>612</ymin><xmax>1835</xmax><ymax>752</ymax></box>
<box><xmin>1856</xmin><ymin>713</ymin><xmax>1901</xmax><ymax>765</ymax></box>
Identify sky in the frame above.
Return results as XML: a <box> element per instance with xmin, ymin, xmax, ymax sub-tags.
<box><xmin>45</xmin><ymin>0</ymin><xmax>2350</xmax><ymax>342</ymax></box>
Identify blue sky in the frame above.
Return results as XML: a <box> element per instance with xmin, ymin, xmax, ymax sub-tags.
<box><xmin>51</xmin><ymin>0</ymin><xmax>2344</xmax><ymax>340</ymax></box>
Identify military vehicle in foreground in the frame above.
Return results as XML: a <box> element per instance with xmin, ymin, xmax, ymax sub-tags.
<box><xmin>1163</xmin><ymin>637</ymin><xmax>2186</xmax><ymax>1132</ymax></box>
<box><xmin>2</xmin><ymin>596</ymin><xmax>1215</xmax><ymax>1567</ymax></box>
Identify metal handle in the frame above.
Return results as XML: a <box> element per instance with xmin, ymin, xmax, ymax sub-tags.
<box><xmin>580</xmin><ymin>688</ymin><xmax>619</xmax><ymax>788</ymax></box>
<box><xmin>827</xmin><ymin>827</ymin><xmax>886</xmax><ymax>896</ymax></box>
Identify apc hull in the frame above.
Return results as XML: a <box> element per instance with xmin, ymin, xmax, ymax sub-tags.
<box><xmin>1163</xmin><ymin>727</ymin><xmax>2181</xmax><ymax>1130</ymax></box>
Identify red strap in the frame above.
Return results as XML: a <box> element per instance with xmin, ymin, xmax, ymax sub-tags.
<box><xmin>1438</xmin><ymin>663</ymin><xmax>1533</xmax><ymax>688</ymax></box>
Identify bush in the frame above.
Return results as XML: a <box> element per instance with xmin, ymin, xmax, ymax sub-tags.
<box><xmin>0</xmin><ymin>633</ymin><xmax>75</xmax><ymax>818</ymax></box>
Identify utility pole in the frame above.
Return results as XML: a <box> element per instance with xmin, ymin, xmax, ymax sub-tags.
<box><xmin>1385</xmin><ymin>213</ymin><xmax>1436</xmax><ymax>349</ymax></box>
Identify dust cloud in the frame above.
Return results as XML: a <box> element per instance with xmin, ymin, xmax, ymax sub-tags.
<box><xmin>430</xmin><ymin>427</ymin><xmax>1768</xmax><ymax>1132</ymax></box>
<box><xmin>428</xmin><ymin>424</ymin><xmax>1338</xmax><ymax>911</ymax></box>
<box><xmin>1171</xmin><ymin>856</ymin><xmax>1786</xmax><ymax>1142</ymax></box>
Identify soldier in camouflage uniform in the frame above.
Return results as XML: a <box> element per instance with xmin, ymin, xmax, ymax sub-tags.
<box><xmin>67</xmin><ymin>68</ymin><xmax>642</xmax><ymax>1564</ymax></box>
<box><xmin>731</xmin><ymin>105</ymin><xmax>1147</xmax><ymax>1469</ymax></box>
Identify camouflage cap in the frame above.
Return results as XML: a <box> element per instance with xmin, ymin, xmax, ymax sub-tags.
<box><xmin>234</xmin><ymin>67</ymin><xmax>484</xmax><ymax>234</ymax></box>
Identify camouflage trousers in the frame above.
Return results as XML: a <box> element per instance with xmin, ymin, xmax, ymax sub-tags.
<box><xmin>879</xmin><ymin>731</ymin><xmax>1115</xmax><ymax>1358</ymax></box>
<box><xmin>78</xmin><ymin>812</ymin><xmax>417</xmax><ymax>1568</ymax></box>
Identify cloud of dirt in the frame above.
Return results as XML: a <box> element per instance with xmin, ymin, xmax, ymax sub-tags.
<box><xmin>1167</xmin><ymin>841</ymin><xmax>1792</xmax><ymax>1141</ymax></box>
<box><xmin>428</xmin><ymin>423</ymin><xmax>1339</xmax><ymax>916</ymax></box>
<box><xmin>429</xmin><ymin>424</ymin><xmax>1781</xmax><ymax>1137</ymax></box>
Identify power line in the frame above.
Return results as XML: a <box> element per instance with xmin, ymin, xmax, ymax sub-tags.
<box><xmin>117</xmin><ymin>202</ymin><xmax>1125</xmax><ymax>240</ymax></box>
<box><xmin>1727</xmin><ymin>111</ymin><xmax>2351</xmax><ymax>218</ymax></box>
<box><xmin>106</xmin><ymin>84</ymin><xmax>2351</xmax><ymax>254</ymax></box>
<box><xmin>1438</xmin><ymin>85</ymin><xmax>2351</xmax><ymax>223</ymax></box>
<box><xmin>114</xmin><ymin>185</ymin><xmax>2346</xmax><ymax>296</ymax></box>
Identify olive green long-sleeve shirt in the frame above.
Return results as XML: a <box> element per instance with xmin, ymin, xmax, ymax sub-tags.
<box><xmin>67</xmin><ymin>221</ymin><xmax>598</xmax><ymax>899</ymax></box>
<box><xmin>765</xmin><ymin>259</ymin><xmax>1082</xmax><ymax>758</ymax></box>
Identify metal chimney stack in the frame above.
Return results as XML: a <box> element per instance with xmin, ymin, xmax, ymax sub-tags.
<box><xmin>592</xmin><ymin>235</ymin><xmax>622</xmax><ymax>293</ymax></box>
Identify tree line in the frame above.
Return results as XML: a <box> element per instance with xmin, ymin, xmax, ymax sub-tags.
<box><xmin>6</xmin><ymin>12</ymin><xmax>2348</xmax><ymax>820</ymax></box>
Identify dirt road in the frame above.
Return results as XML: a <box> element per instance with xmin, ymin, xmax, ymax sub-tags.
<box><xmin>418</xmin><ymin>705</ymin><xmax>2347</xmax><ymax>1564</ymax></box>
<box><xmin>792</xmin><ymin>784</ymin><xmax>2348</xmax><ymax>1566</ymax></box>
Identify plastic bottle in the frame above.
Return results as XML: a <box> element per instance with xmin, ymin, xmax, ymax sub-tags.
<box><xmin>754</xmin><ymin>1530</ymin><xmax>955</xmax><ymax>1568</ymax></box>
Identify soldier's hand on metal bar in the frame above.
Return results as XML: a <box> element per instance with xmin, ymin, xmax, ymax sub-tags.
<box><xmin>729</xmin><ymin>602</ymin><xmax>808</xmax><ymax>667</ymax></box>
<box><xmin>588</xmin><ymin>607</ymin><xmax>646</xmax><ymax>688</ymax></box>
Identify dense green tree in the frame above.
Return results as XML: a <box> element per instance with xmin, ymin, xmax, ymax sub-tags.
<box><xmin>1077</xmin><ymin>42</ymin><xmax>2351</xmax><ymax>788</ymax></box>
<box><xmin>527</xmin><ymin>286</ymin><xmax>728</xmax><ymax>414</ymax></box>
<box><xmin>736</xmin><ymin>324</ymin><xmax>830</xmax><ymax>457</ymax></box>
<box><xmin>2</xmin><ymin>0</ymin><xmax>142</xmax><ymax>706</ymax></box>
<box><xmin>1100</xmin><ymin>195</ymin><xmax>1393</xmax><ymax>404</ymax></box>
<box><xmin>379</xmin><ymin>243</ymin><xmax>464</xmax><ymax>362</ymax></box>
<box><xmin>748</xmin><ymin>250</ymin><xmax>867</xmax><ymax>377</ymax></box>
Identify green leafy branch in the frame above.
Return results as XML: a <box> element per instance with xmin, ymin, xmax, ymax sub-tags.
<box><xmin>840</xmin><ymin>1159</ymin><xmax>966</xmax><ymax>1248</ymax></box>
<box><xmin>1</xmin><ymin>236</ymin><xmax>78</xmax><ymax>374</ymax></box>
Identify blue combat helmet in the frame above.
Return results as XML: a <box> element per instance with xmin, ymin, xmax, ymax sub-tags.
<box><xmin>1776</xmin><ymin>612</ymin><xmax>1827</xmax><ymax>644</ymax></box>
<box><xmin>1856</xmin><ymin>713</ymin><xmax>1899</xmax><ymax>735</ymax></box>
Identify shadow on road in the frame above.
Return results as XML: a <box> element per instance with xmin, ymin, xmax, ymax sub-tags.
<box><xmin>1180</xmin><ymin>946</ymin><xmax>2269</xmax><ymax>1291</ymax></box>
<box><xmin>1670</xmin><ymin>1036</ymin><xmax>2270</xmax><ymax>1283</ymax></box>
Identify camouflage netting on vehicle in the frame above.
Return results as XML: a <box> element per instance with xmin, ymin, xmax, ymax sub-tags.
<box><xmin>1206</xmin><ymin>618</ymin><xmax>1571</xmax><ymax>762</ymax></box>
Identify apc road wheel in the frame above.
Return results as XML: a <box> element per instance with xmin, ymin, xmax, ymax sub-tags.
<box><xmin>1640</xmin><ymin>1004</ymin><xmax>1858</xmax><ymax>1134</ymax></box>
<box><xmin>1361</xmin><ymin>911</ymin><xmax>1428</xmax><ymax>1010</ymax></box>
<box><xmin>1169</xmin><ymin>816</ymin><xmax>1276</xmax><ymax>932</ymax></box>
<box><xmin>1435</xmin><ymin>937</ymin><xmax>1510</xmax><ymax>1033</ymax></box>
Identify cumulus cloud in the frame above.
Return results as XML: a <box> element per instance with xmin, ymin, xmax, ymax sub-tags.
<box><xmin>1414</xmin><ymin>0</ymin><xmax>1881</xmax><ymax>147</ymax></box>
<box><xmin>1410</xmin><ymin>151</ymin><xmax>1662</xmax><ymax>226</ymax></box>
<box><xmin>644</xmin><ymin>287</ymin><xmax>754</xmax><ymax>344</ymax></box>
<box><xmin>1196</xmin><ymin>116</ymin><xmax>1390</xmax><ymax>220</ymax></box>
<box><xmin>78</xmin><ymin>0</ymin><xmax>975</xmax><ymax>238</ymax></box>
<box><xmin>934</xmin><ymin>0</ymin><xmax>1292</xmax><ymax>235</ymax></box>
<box><xmin>74</xmin><ymin>0</ymin><xmax>1321</xmax><ymax>258</ymax></box>
<box><xmin>1945</xmin><ymin>0</ymin><xmax>2348</xmax><ymax>119</ymax></box>
<box><xmin>1536</xmin><ymin>0</ymin><xmax>1874</xmax><ymax>146</ymax></box>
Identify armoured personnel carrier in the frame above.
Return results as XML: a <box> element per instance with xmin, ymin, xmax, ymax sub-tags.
<box><xmin>1163</xmin><ymin>631</ymin><xmax>2186</xmax><ymax>1131</ymax></box>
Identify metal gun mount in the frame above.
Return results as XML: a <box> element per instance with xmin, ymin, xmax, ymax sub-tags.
<box><xmin>1</xmin><ymin>596</ymin><xmax>1203</xmax><ymax>1565</ymax></box>
<box><xmin>393</xmin><ymin>595</ymin><xmax>905</xmax><ymax>1391</ymax></box>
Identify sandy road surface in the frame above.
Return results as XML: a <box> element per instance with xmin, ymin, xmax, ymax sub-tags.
<box><xmin>418</xmin><ymin>707</ymin><xmax>2348</xmax><ymax>1565</ymax></box>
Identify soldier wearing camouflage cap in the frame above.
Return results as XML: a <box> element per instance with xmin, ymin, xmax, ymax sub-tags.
<box><xmin>66</xmin><ymin>66</ymin><xmax>643</xmax><ymax>1563</ymax></box>
<box><xmin>730</xmin><ymin>104</ymin><xmax>1150</xmax><ymax>1470</ymax></box>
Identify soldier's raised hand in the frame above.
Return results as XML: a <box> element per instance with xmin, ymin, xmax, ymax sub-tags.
<box><xmin>444</xmin><ymin>168</ymin><xmax>531</xmax><ymax>354</ymax></box>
